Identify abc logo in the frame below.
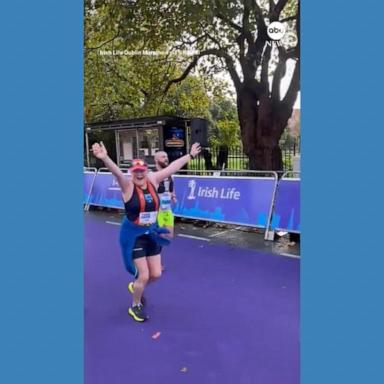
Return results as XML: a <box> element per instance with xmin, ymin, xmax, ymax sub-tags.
<box><xmin>267</xmin><ymin>22</ymin><xmax>286</xmax><ymax>41</ymax></box>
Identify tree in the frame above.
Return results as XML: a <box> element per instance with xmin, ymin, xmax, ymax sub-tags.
<box><xmin>209</xmin><ymin>93</ymin><xmax>240</xmax><ymax>146</ymax></box>
<box><xmin>161</xmin><ymin>76</ymin><xmax>211</xmax><ymax>118</ymax></box>
<box><xmin>84</xmin><ymin>3</ymin><xmax>212</xmax><ymax>122</ymax></box>
<box><xmin>85</xmin><ymin>0</ymin><xmax>299</xmax><ymax>170</ymax></box>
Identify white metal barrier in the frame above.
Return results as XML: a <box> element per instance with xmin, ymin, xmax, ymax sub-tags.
<box><xmin>174</xmin><ymin>170</ymin><xmax>279</xmax><ymax>239</ymax></box>
<box><xmin>83</xmin><ymin>167</ymin><xmax>97</xmax><ymax>211</ymax></box>
<box><xmin>84</xmin><ymin>167</ymin><xmax>300</xmax><ymax>242</ymax></box>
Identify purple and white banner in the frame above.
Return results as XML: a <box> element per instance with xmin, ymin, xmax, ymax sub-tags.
<box><xmin>173</xmin><ymin>175</ymin><xmax>277</xmax><ymax>228</ymax></box>
<box><xmin>88</xmin><ymin>172</ymin><xmax>127</xmax><ymax>209</ymax></box>
<box><xmin>85</xmin><ymin>172</ymin><xmax>299</xmax><ymax>232</ymax></box>
<box><xmin>271</xmin><ymin>179</ymin><xmax>300</xmax><ymax>232</ymax></box>
<box><xmin>84</xmin><ymin>171</ymin><xmax>96</xmax><ymax>205</ymax></box>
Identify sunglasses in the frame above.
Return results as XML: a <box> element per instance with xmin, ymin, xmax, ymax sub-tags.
<box><xmin>131</xmin><ymin>159</ymin><xmax>146</xmax><ymax>167</ymax></box>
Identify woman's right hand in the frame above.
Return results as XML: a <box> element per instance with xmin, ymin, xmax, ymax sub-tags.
<box><xmin>91</xmin><ymin>141</ymin><xmax>108</xmax><ymax>160</ymax></box>
<box><xmin>190</xmin><ymin>142</ymin><xmax>201</xmax><ymax>158</ymax></box>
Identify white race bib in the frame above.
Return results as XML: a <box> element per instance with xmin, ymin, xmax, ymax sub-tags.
<box><xmin>163</xmin><ymin>179</ymin><xmax>170</xmax><ymax>192</ymax></box>
<box><xmin>159</xmin><ymin>192</ymin><xmax>172</xmax><ymax>211</ymax></box>
<box><xmin>138</xmin><ymin>211</ymin><xmax>158</xmax><ymax>225</ymax></box>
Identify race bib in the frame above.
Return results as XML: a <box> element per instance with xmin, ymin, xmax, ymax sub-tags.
<box><xmin>138</xmin><ymin>211</ymin><xmax>158</xmax><ymax>225</ymax></box>
<box><xmin>159</xmin><ymin>192</ymin><xmax>172</xmax><ymax>211</ymax></box>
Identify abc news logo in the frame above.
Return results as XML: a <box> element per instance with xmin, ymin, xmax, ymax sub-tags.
<box><xmin>267</xmin><ymin>22</ymin><xmax>286</xmax><ymax>41</ymax></box>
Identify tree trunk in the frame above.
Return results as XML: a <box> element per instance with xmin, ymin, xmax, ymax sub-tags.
<box><xmin>248</xmin><ymin>145</ymin><xmax>283</xmax><ymax>171</ymax></box>
<box><xmin>237</xmin><ymin>88</ymin><xmax>287</xmax><ymax>171</ymax></box>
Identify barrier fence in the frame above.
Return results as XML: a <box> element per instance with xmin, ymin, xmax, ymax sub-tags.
<box><xmin>172</xmin><ymin>172</ymin><xmax>278</xmax><ymax>231</ymax></box>
<box><xmin>85</xmin><ymin>168</ymin><xmax>130</xmax><ymax>210</ymax></box>
<box><xmin>84</xmin><ymin>169</ymin><xmax>300</xmax><ymax>239</ymax></box>
<box><xmin>83</xmin><ymin>168</ymin><xmax>97</xmax><ymax>211</ymax></box>
<box><xmin>270</xmin><ymin>172</ymin><xmax>300</xmax><ymax>234</ymax></box>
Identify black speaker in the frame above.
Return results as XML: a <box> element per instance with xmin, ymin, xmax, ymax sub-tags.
<box><xmin>190</xmin><ymin>118</ymin><xmax>209</xmax><ymax>147</ymax></box>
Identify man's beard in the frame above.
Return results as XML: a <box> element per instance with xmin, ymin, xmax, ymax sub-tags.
<box><xmin>158</xmin><ymin>161</ymin><xmax>168</xmax><ymax>169</ymax></box>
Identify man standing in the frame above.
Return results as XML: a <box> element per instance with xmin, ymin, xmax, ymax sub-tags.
<box><xmin>154</xmin><ymin>151</ymin><xmax>176</xmax><ymax>238</ymax></box>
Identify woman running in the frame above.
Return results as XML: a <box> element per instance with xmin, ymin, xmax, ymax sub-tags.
<box><xmin>91</xmin><ymin>141</ymin><xmax>201</xmax><ymax>322</ymax></box>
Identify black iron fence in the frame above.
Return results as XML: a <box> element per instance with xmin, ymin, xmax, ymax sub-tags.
<box><xmin>85</xmin><ymin>134</ymin><xmax>300</xmax><ymax>172</ymax></box>
<box><xmin>189</xmin><ymin>138</ymin><xmax>300</xmax><ymax>171</ymax></box>
<box><xmin>280</xmin><ymin>137</ymin><xmax>301</xmax><ymax>171</ymax></box>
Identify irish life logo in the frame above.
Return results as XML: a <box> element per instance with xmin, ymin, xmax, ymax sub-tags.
<box><xmin>187</xmin><ymin>180</ymin><xmax>197</xmax><ymax>200</ymax></box>
<box><xmin>186</xmin><ymin>179</ymin><xmax>241</xmax><ymax>201</ymax></box>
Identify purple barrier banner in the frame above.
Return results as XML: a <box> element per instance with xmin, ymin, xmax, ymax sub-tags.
<box><xmin>271</xmin><ymin>179</ymin><xmax>300</xmax><ymax>232</ymax></box>
<box><xmin>173</xmin><ymin>175</ymin><xmax>277</xmax><ymax>228</ymax></box>
<box><xmin>84</xmin><ymin>172</ymin><xmax>96</xmax><ymax>205</ymax></box>
<box><xmin>88</xmin><ymin>172</ymin><xmax>125</xmax><ymax>209</ymax></box>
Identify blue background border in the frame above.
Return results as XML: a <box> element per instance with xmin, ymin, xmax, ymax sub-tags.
<box><xmin>0</xmin><ymin>1</ymin><xmax>83</xmax><ymax>383</ymax></box>
<box><xmin>1</xmin><ymin>1</ymin><xmax>384</xmax><ymax>383</ymax></box>
<box><xmin>302</xmin><ymin>1</ymin><xmax>384</xmax><ymax>383</ymax></box>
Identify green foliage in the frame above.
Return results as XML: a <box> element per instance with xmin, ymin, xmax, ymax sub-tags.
<box><xmin>84</xmin><ymin>0</ymin><xmax>300</xmax><ymax>170</ymax></box>
<box><xmin>216</xmin><ymin>120</ymin><xmax>240</xmax><ymax>147</ymax></box>
<box><xmin>208</xmin><ymin>89</ymin><xmax>240</xmax><ymax>147</ymax></box>
<box><xmin>161</xmin><ymin>76</ymin><xmax>211</xmax><ymax>118</ymax></box>
<box><xmin>84</xmin><ymin>2</ymin><xmax>216</xmax><ymax>122</ymax></box>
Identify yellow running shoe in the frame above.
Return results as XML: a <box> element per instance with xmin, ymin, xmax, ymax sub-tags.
<box><xmin>128</xmin><ymin>305</ymin><xmax>148</xmax><ymax>322</ymax></box>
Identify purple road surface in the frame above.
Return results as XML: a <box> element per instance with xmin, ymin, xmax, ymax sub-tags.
<box><xmin>85</xmin><ymin>213</ymin><xmax>299</xmax><ymax>384</ymax></box>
